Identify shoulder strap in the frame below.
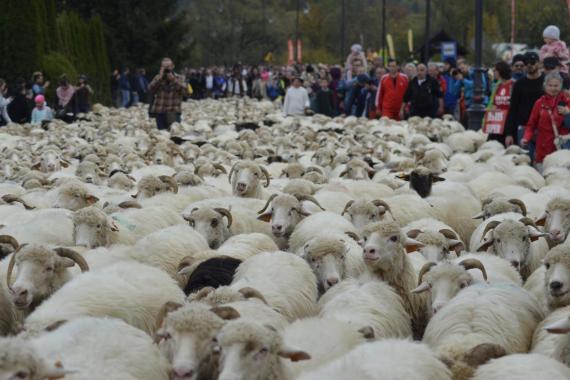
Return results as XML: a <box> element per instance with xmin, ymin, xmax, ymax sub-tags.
<box><xmin>547</xmin><ymin>109</ymin><xmax>560</xmax><ymax>138</ymax></box>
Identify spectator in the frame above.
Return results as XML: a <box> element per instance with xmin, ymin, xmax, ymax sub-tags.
<box><xmin>31</xmin><ymin>95</ymin><xmax>53</xmax><ymax>124</ymax></box>
<box><xmin>314</xmin><ymin>78</ymin><xmax>334</xmax><ymax>117</ymax></box>
<box><xmin>283</xmin><ymin>77</ymin><xmax>309</xmax><ymax>116</ymax></box>
<box><xmin>213</xmin><ymin>68</ymin><xmax>227</xmax><ymax>99</ymax></box>
<box><xmin>258</xmin><ymin>71</ymin><xmax>270</xmax><ymax>100</ymax></box>
<box><xmin>110</xmin><ymin>68</ymin><xmax>121</xmax><ymax>108</ymax></box>
<box><xmin>205</xmin><ymin>69</ymin><xmax>214</xmax><ymax>98</ymax></box>
<box><xmin>135</xmin><ymin>68</ymin><xmax>149</xmax><ymax>103</ymax></box>
<box><xmin>74</xmin><ymin>75</ymin><xmax>93</xmax><ymax>114</ymax></box>
<box><xmin>375</xmin><ymin>59</ymin><xmax>409</xmax><ymax>120</ymax></box>
<box><xmin>543</xmin><ymin>57</ymin><xmax>570</xmax><ymax>90</ymax></box>
<box><xmin>442</xmin><ymin>58</ymin><xmax>461</xmax><ymax>117</ymax></box>
<box><xmin>8</xmin><ymin>78</ymin><xmax>30</xmax><ymax>124</ymax></box>
<box><xmin>148</xmin><ymin>57</ymin><xmax>188</xmax><ymax>130</ymax></box>
<box><xmin>367</xmin><ymin>66</ymin><xmax>384</xmax><ymax>118</ymax></box>
<box><xmin>0</xmin><ymin>79</ymin><xmax>12</xmax><ymax>126</ymax></box>
<box><xmin>505</xmin><ymin>52</ymin><xmax>544</xmax><ymax>147</ymax></box>
<box><xmin>485</xmin><ymin>61</ymin><xmax>514</xmax><ymax>146</ymax></box>
<box><xmin>227</xmin><ymin>66</ymin><xmax>248</xmax><ymax>97</ymax></box>
<box><xmin>539</xmin><ymin>25</ymin><xmax>570</xmax><ymax>74</ymax></box>
<box><xmin>344</xmin><ymin>74</ymin><xmax>369</xmax><ymax>117</ymax></box>
<box><xmin>128</xmin><ymin>69</ymin><xmax>139</xmax><ymax>105</ymax></box>
<box><xmin>119</xmin><ymin>67</ymin><xmax>131</xmax><ymax>107</ymax></box>
<box><xmin>511</xmin><ymin>54</ymin><xmax>526</xmax><ymax>81</ymax></box>
<box><xmin>329</xmin><ymin>67</ymin><xmax>343</xmax><ymax>116</ymax></box>
<box><xmin>521</xmin><ymin>72</ymin><xmax>569</xmax><ymax>171</ymax></box>
<box><xmin>31</xmin><ymin>71</ymin><xmax>50</xmax><ymax>98</ymax></box>
<box><xmin>428</xmin><ymin>62</ymin><xmax>446</xmax><ymax>116</ymax></box>
<box><xmin>246</xmin><ymin>67</ymin><xmax>260</xmax><ymax>98</ymax></box>
<box><xmin>401</xmin><ymin>63</ymin><xmax>443</xmax><ymax>118</ymax></box>
<box><xmin>403</xmin><ymin>62</ymin><xmax>417</xmax><ymax>80</ymax></box>
<box><xmin>55</xmin><ymin>75</ymin><xmax>75</xmax><ymax>112</ymax></box>
<box><xmin>345</xmin><ymin>44</ymin><xmax>367</xmax><ymax>81</ymax></box>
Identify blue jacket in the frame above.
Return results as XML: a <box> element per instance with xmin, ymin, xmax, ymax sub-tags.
<box><xmin>345</xmin><ymin>83</ymin><xmax>369</xmax><ymax>117</ymax></box>
<box><xmin>443</xmin><ymin>73</ymin><xmax>461</xmax><ymax>109</ymax></box>
<box><xmin>119</xmin><ymin>74</ymin><xmax>131</xmax><ymax>91</ymax></box>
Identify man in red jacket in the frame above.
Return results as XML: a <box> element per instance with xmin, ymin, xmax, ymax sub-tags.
<box><xmin>375</xmin><ymin>59</ymin><xmax>409</xmax><ymax>120</ymax></box>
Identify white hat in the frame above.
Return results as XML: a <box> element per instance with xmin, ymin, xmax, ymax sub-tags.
<box><xmin>543</xmin><ymin>25</ymin><xmax>560</xmax><ymax>40</ymax></box>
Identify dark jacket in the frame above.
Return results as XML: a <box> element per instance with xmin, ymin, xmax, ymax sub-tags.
<box><xmin>315</xmin><ymin>89</ymin><xmax>334</xmax><ymax>117</ymax></box>
<box><xmin>504</xmin><ymin>73</ymin><xmax>545</xmax><ymax>139</ymax></box>
<box><xmin>404</xmin><ymin>76</ymin><xmax>442</xmax><ymax>117</ymax></box>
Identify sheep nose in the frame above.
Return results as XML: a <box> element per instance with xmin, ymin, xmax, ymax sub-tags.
<box><xmin>510</xmin><ymin>260</ymin><xmax>520</xmax><ymax>270</ymax></box>
<box><xmin>326</xmin><ymin>277</ymin><xmax>339</xmax><ymax>287</ymax></box>
<box><xmin>156</xmin><ymin>159</ymin><xmax>163</xmax><ymax>164</ymax></box>
<box><xmin>85</xmin><ymin>176</ymin><xmax>93</xmax><ymax>183</ymax></box>
<box><xmin>237</xmin><ymin>182</ymin><xmax>247</xmax><ymax>191</ymax></box>
<box><xmin>172</xmin><ymin>368</ymin><xmax>194</xmax><ymax>379</ymax></box>
<box><xmin>550</xmin><ymin>281</ymin><xmax>563</xmax><ymax>291</ymax></box>
<box><xmin>551</xmin><ymin>229</ymin><xmax>562</xmax><ymax>240</ymax></box>
<box><xmin>364</xmin><ymin>247</ymin><xmax>376</xmax><ymax>255</ymax></box>
<box><xmin>272</xmin><ymin>224</ymin><xmax>282</xmax><ymax>232</ymax></box>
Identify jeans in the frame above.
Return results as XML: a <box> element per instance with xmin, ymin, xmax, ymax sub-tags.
<box><xmin>121</xmin><ymin>90</ymin><xmax>131</xmax><ymax>108</ymax></box>
<box><xmin>131</xmin><ymin>92</ymin><xmax>139</xmax><ymax>105</ymax></box>
<box><xmin>155</xmin><ymin>112</ymin><xmax>181</xmax><ymax>130</ymax></box>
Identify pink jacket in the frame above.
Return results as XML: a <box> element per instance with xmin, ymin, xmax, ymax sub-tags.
<box><xmin>540</xmin><ymin>40</ymin><xmax>570</xmax><ymax>73</ymax></box>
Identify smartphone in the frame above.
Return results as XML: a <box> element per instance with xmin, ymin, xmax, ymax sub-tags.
<box><xmin>559</xmin><ymin>101</ymin><xmax>566</xmax><ymax>107</ymax></box>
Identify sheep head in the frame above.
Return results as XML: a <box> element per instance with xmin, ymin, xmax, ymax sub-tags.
<box><xmin>257</xmin><ymin>193</ymin><xmax>322</xmax><ymax>238</ymax></box>
<box><xmin>184</xmin><ymin>207</ymin><xmax>233</xmax><ymax>249</ymax></box>
<box><xmin>406</xmin><ymin>228</ymin><xmax>464</xmax><ymax>262</ymax></box>
<box><xmin>543</xmin><ymin>245</ymin><xmax>570</xmax><ymax>310</ymax></box>
<box><xmin>302</xmin><ymin>236</ymin><xmax>348</xmax><ymax>293</ymax></box>
<box><xmin>536</xmin><ymin>197</ymin><xmax>570</xmax><ymax>245</ymax></box>
<box><xmin>228</xmin><ymin>161</ymin><xmax>270</xmax><ymax>198</ymax></box>
<box><xmin>54</xmin><ymin>181</ymin><xmax>99</xmax><ymax>211</ymax></box>
<box><xmin>133</xmin><ymin>175</ymin><xmax>178</xmax><ymax>199</ymax></box>
<box><xmin>342</xmin><ymin>199</ymin><xmax>392</xmax><ymax>230</ymax></box>
<box><xmin>72</xmin><ymin>206</ymin><xmax>119</xmax><ymax>248</ymax></box>
<box><xmin>396</xmin><ymin>166</ymin><xmax>445</xmax><ymax>198</ymax></box>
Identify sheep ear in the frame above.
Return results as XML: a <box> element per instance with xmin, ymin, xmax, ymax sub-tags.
<box><xmin>528</xmin><ymin>226</ymin><xmax>549</xmax><ymax>242</ymax></box>
<box><xmin>412</xmin><ymin>282</ymin><xmax>431</xmax><ymax>294</ymax></box>
<box><xmin>433</xmin><ymin>176</ymin><xmax>446</xmax><ymax>182</ymax></box>
<box><xmin>57</xmin><ymin>257</ymin><xmax>76</xmax><ymax>268</ymax></box>
<box><xmin>44</xmin><ymin>320</ymin><xmax>68</xmax><ymax>332</ymax></box>
<box><xmin>31</xmin><ymin>161</ymin><xmax>42</xmax><ymax>170</ymax></box>
<box><xmin>257</xmin><ymin>212</ymin><xmax>271</xmax><ymax>222</ymax></box>
<box><xmin>210</xmin><ymin>306</ymin><xmax>241</xmax><ymax>320</ymax></box>
<box><xmin>85</xmin><ymin>194</ymin><xmax>99</xmax><ymax>205</ymax></box>
<box><xmin>449</xmin><ymin>240</ymin><xmax>465</xmax><ymax>255</ymax></box>
<box><xmin>544</xmin><ymin>317</ymin><xmax>570</xmax><ymax>334</ymax></box>
<box><xmin>44</xmin><ymin>361</ymin><xmax>77</xmax><ymax>379</ymax></box>
<box><xmin>472</xmin><ymin>212</ymin><xmax>485</xmax><ymax>220</ymax></box>
<box><xmin>396</xmin><ymin>173</ymin><xmax>410</xmax><ymax>181</ymax></box>
<box><xmin>60</xmin><ymin>160</ymin><xmax>70</xmax><ymax>168</ymax></box>
<box><xmin>404</xmin><ymin>237</ymin><xmax>423</xmax><ymax>253</ymax></box>
<box><xmin>535</xmin><ymin>213</ymin><xmax>547</xmax><ymax>227</ymax></box>
<box><xmin>278</xmin><ymin>349</ymin><xmax>311</xmax><ymax>362</ymax></box>
<box><xmin>109</xmin><ymin>221</ymin><xmax>120</xmax><ymax>232</ymax></box>
<box><xmin>476</xmin><ymin>239</ymin><xmax>494</xmax><ymax>252</ymax></box>
<box><xmin>357</xmin><ymin>326</ymin><xmax>375</xmax><ymax>340</ymax></box>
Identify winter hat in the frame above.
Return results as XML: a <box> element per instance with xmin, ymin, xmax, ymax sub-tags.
<box><xmin>351</xmin><ymin>44</ymin><xmax>363</xmax><ymax>53</ymax></box>
<box><xmin>34</xmin><ymin>95</ymin><xmax>45</xmax><ymax>106</ymax></box>
<box><xmin>543</xmin><ymin>25</ymin><xmax>560</xmax><ymax>41</ymax></box>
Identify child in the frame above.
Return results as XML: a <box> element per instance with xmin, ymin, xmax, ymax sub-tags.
<box><xmin>540</xmin><ymin>25</ymin><xmax>570</xmax><ymax>74</ymax></box>
<box><xmin>31</xmin><ymin>95</ymin><xmax>53</xmax><ymax>124</ymax></box>
<box><xmin>314</xmin><ymin>78</ymin><xmax>334</xmax><ymax>117</ymax></box>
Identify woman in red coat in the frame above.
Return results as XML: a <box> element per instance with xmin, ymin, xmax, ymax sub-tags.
<box><xmin>521</xmin><ymin>72</ymin><xmax>569</xmax><ymax>169</ymax></box>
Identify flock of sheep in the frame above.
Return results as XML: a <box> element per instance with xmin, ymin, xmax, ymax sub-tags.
<box><xmin>1</xmin><ymin>97</ymin><xmax>570</xmax><ymax>380</ymax></box>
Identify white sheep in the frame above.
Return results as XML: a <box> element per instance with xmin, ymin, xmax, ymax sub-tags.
<box><xmin>536</xmin><ymin>196</ymin><xmax>570</xmax><ymax>246</ymax></box>
<box><xmin>288</xmin><ymin>211</ymin><xmax>357</xmax><ymax>253</ymax></box>
<box><xmin>472</xmin><ymin>353</ymin><xmax>570</xmax><ymax>380</ymax></box>
<box><xmin>228</xmin><ymin>160</ymin><xmax>271</xmax><ymax>198</ymax></box>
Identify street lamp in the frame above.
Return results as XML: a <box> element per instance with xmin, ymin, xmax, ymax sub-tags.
<box><xmin>381</xmin><ymin>0</ymin><xmax>386</xmax><ymax>65</ymax></box>
<box><xmin>424</xmin><ymin>0</ymin><xmax>431</xmax><ymax>63</ymax></box>
<box><xmin>340</xmin><ymin>0</ymin><xmax>346</xmax><ymax>63</ymax></box>
<box><xmin>468</xmin><ymin>0</ymin><xmax>485</xmax><ymax>130</ymax></box>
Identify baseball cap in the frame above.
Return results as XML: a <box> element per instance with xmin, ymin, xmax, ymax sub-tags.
<box><xmin>543</xmin><ymin>56</ymin><xmax>562</xmax><ymax>70</ymax></box>
<box><xmin>511</xmin><ymin>54</ymin><xmax>525</xmax><ymax>65</ymax></box>
<box><xmin>523</xmin><ymin>52</ymin><xmax>539</xmax><ymax>64</ymax></box>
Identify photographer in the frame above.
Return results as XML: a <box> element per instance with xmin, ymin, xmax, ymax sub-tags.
<box><xmin>149</xmin><ymin>57</ymin><xmax>188</xmax><ymax>130</ymax></box>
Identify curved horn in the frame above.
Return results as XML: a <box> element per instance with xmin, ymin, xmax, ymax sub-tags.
<box><xmin>508</xmin><ymin>199</ymin><xmax>527</xmax><ymax>216</ymax></box>
<box><xmin>438</xmin><ymin>229</ymin><xmax>458</xmax><ymax>240</ymax></box>
<box><xmin>459</xmin><ymin>259</ymin><xmax>488</xmax><ymax>281</ymax></box>
<box><xmin>407</xmin><ymin>229</ymin><xmax>423</xmax><ymax>239</ymax></box>
<box><xmin>294</xmin><ymin>194</ymin><xmax>325</xmax><ymax>211</ymax></box>
<box><xmin>518</xmin><ymin>217</ymin><xmax>536</xmax><ymax>227</ymax></box>
<box><xmin>418</xmin><ymin>262</ymin><xmax>437</xmax><ymax>285</ymax></box>
<box><xmin>238</xmin><ymin>287</ymin><xmax>268</xmax><ymax>304</ymax></box>
<box><xmin>0</xmin><ymin>235</ymin><xmax>20</xmax><ymax>251</ymax></box>
<box><xmin>118</xmin><ymin>200</ymin><xmax>142</xmax><ymax>209</ymax></box>
<box><xmin>481</xmin><ymin>221</ymin><xmax>501</xmax><ymax>241</ymax></box>
<box><xmin>53</xmin><ymin>248</ymin><xmax>89</xmax><ymax>272</ymax></box>
<box><xmin>305</xmin><ymin>166</ymin><xmax>325</xmax><ymax>175</ymax></box>
<box><xmin>228</xmin><ymin>162</ymin><xmax>240</xmax><ymax>184</ymax></box>
<box><xmin>214</xmin><ymin>208</ymin><xmax>233</xmax><ymax>228</ymax></box>
<box><xmin>259</xmin><ymin>165</ymin><xmax>271</xmax><ymax>187</ymax></box>
<box><xmin>154</xmin><ymin>301</ymin><xmax>183</xmax><ymax>343</ymax></box>
<box><xmin>338</xmin><ymin>169</ymin><xmax>349</xmax><ymax>178</ymax></box>
<box><xmin>257</xmin><ymin>194</ymin><xmax>279</xmax><ymax>215</ymax></box>
<box><xmin>213</xmin><ymin>163</ymin><xmax>227</xmax><ymax>174</ymax></box>
<box><xmin>345</xmin><ymin>231</ymin><xmax>361</xmax><ymax>241</ymax></box>
<box><xmin>159</xmin><ymin>175</ymin><xmax>178</xmax><ymax>194</ymax></box>
<box><xmin>1</xmin><ymin>194</ymin><xmax>35</xmax><ymax>210</ymax></box>
<box><xmin>6</xmin><ymin>243</ymin><xmax>27</xmax><ymax>290</ymax></box>
<box><xmin>371</xmin><ymin>199</ymin><xmax>392</xmax><ymax>215</ymax></box>
<box><xmin>341</xmin><ymin>200</ymin><xmax>355</xmax><ymax>216</ymax></box>
<box><xmin>170</xmin><ymin>144</ymin><xmax>188</xmax><ymax>161</ymax></box>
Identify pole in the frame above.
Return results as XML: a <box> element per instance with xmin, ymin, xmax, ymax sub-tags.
<box><xmin>424</xmin><ymin>0</ymin><xmax>431</xmax><ymax>63</ymax></box>
<box><xmin>468</xmin><ymin>0</ymin><xmax>485</xmax><ymax>130</ymax></box>
<box><xmin>511</xmin><ymin>0</ymin><xmax>515</xmax><ymax>51</ymax></box>
<box><xmin>341</xmin><ymin>0</ymin><xmax>346</xmax><ymax>64</ymax></box>
<box><xmin>294</xmin><ymin>0</ymin><xmax>300</xmax><ymax>63</ymax></box>
<box><xmin>381</xmin><ymin>0</ymin><xmax>386</xmax><ymax>65</ymax></box>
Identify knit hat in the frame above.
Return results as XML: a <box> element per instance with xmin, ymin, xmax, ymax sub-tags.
<box><xmin>34</xmin><ymin>95</ymin><xmax>45</xmax><ymax>105</ymax></box>
<box><xmin>543</xmin><ymin>25</ymin><xmax>560</xmax><ymax>40</ymax></box>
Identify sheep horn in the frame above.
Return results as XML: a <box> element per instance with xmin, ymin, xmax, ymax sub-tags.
<box><xmin>518</xmin><ymin>217</ymin><xmax>536</xmax><ymax>227</ymax></box>
<box><xmin>508</xmin><ymin>199</ymin><xmax>527</xmax><ymax>216</ymax></box>
<box><xmin>118</xmin><ymin>201</ymin><xmax>142</xmax><ymax>209</ymax></box>
<box><xmin>53</xmin><ymin>248</ymin><xmax>89</xmax><ymax>273</ymax></box>
<box><xmin>170</xmin><ymin>144</ymin><xmax>188</xmax><ymax>161</ymax></box>
<box><xmin>341</xmin><ymin>200</ymin><xmax>355</xmax><ymax>216</ymax></box>
<box><xmin>213</xmin><ymin>163</ymin><xmax>227</xmax><ymax>174</ymax></box>
<box><xmin>459</xmin><ymin>259</ymin><xmax>488</xmax><ymax>281</ymax></box>
<box><xmin>159</xmin><ymin>175</ymin><xmax>178</xmax><ymax>194</ymax></box>
<box><xmin>305</xmin><ymin>166</ymin><xmax>325</xmax><ymax>175</ymax></box>
<box><xmin>1</xmin><ymin>194</ymin><xmax>35</xmax><ymax>210</ymax></box>
<box><xmin>0</xmin><ymin>235</ymin><xmax>20</xmax><ymax>251</ymax></box>
<box><xmin>481</xmin><ymin>198</ymin><xmax>494</xmax><ymax>208</ymax></box>
<box><xmin>438</xmin><ymin>229</ymin><xmax>459</xmax><ymax>240</ymax></box>
<box><xmin>153</xmin><ymin>301</ymin><xmax>183</xmax><ymax>343</ymax></box>
<box><xmin>259</xmin><ymin>165</ymin><xmax>271</xmax><ymax>187</ymax></box>
<box><xmin>294</xmin><ymin>194</ymin><xmax>325</xmax><ymax>211</ymax></box>
<box><xmin>228</xmin><ymin>162</ymin><xmax>240</xmax><ymax>184</ymax></box>
<box><xmin>417</xmin><ymin>262</ymin><xmax>437</xmax><ymax>285</ymax></box>
<box><xmin>214</xmin><ymin>208</ymin><xmax>233</xmax><ymax>228</ymax></box>
<box><xmin>339</xmin><ymin>169</ymin><xmax>349</xmax><ymax>178</ymax></box>
<box><xmin>257</xmin><ymin>194</ymin><xmax>279</xmax><ymax>215</ymax></box>
<box><xmin>481</xmin><ymin>221</ymin><xmax>501</xmax><ymax>241</ymax></box>
<box><xmin>407</xmin><ymin>229</ymin><xmax>423</xmax><ymax>239</ymax></box>
<box><xmin>6</xmin><ymin>243</ymin><xmax>27</xmax><ymax>290</ymax></box>
<box><xmin>345</xmin><ymin>231</ymin><xmax>361</xmax><ymax>241</ymax></box>
<box><xmin>238</xmin><ymin>287</ymin><xmax>268</xmax><ymax>304</ymax></box>
<box><xmin>371</xmin><ymin>199</ymin><xmax>392</xmax><ymax>215</ymax></box>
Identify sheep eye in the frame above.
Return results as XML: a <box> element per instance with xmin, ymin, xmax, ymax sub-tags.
<box><xmin>369</xmin><ymin>214</ymin><xmax>375</xmax><ymax>220</ymax></box>
<box><xmin>188</xmin><ymin>220</ymin><xmax>195</xmax><ymax>228</ymax></box>
<box><xmin>496</xmin><ymin>239</ymin><xmax>501</xmax><ymax>243</ymax></box>
<box><xmin>96</xmin><ymin>224</ymin><xmax>102</xmax><ymax>228</ymax></box>
<box><xmin>459</xmin><ymin>282</ymin><xmax>467</xmax><ymax>289</ymax></box>
<box><xmin>155</xmin><ymin>187</ymin><xmax>161</xmax><ymax>191</ymax></box>
<box><xmin>545</xmin><ymin>262</ymin><xmax>551</xmax><ymax>270</ymax></box>
<box><xmin>14</xmin><ymin>371</ymin><xmax>28</xmax><ymax>379</ymax></box>
<box><xmin>45</xmin><ymin>266</ymin><xmax>54</xmax><ymax>272</ymax></box>
<box><xmin>254</xmin><ymin>172</ymin><xmax>259</xmax><ymax>177</ymax></box>
<box><xmin>163</xmin><ymin>332</ymin><xmax>172</xmax><ymax>340</ymax></box>
<box><xmin>389</xmin><ymin>236</ymin><xmax>398</xmax><ymax>242</ymax></box>
<box><xmin>211</xmin><ymin>219</ymin><xmax>218</xmax><ymax>228</ymax></box>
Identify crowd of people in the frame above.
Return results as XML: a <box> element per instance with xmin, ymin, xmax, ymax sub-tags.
<box><xmin>1</xmin><ymin>25</ymin><xmax>569</xmax><ymax>170</ymax></box>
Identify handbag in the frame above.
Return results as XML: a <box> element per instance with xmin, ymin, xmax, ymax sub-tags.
<box><xmin>547</xmin><ymin>109</ymin><xmax>570</xmax><ymax>150</ymax></box>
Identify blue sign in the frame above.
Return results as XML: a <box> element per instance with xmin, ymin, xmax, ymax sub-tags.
<box><xmin>441</xmin><ymin>41</ymin><xmax>457</xmax><ymax>60</ymax></box>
